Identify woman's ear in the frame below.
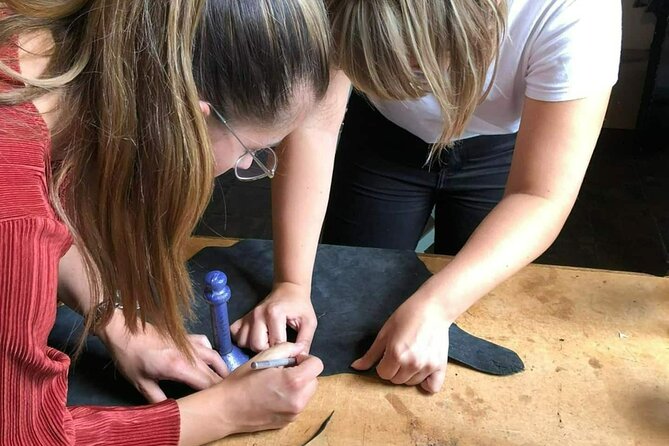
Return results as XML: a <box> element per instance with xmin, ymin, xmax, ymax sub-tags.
<box><xmin>199</xmin><ymin>100</ymin><xmax>211</xmax><ymax>118</ymax></box>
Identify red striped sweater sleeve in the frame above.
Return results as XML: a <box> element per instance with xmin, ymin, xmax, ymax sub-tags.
<box><xmin>0</xmin><ymin>43</ymin><xmax>181</xmax><ymax>445</ymax></box>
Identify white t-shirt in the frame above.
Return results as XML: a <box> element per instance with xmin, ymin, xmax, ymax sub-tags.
<box><xmin>370</xmin><ymin>0</ymin><xmax>622</xmax><ymax>143</ymax></box>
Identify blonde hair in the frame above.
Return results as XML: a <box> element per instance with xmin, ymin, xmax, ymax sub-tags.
<box><xmin>0</xmin><ymin>0</ymin><xmax>330</xmax><ymax>356</ymax></box>
<box><xmin>327</xmin><ymin>0</ymin><xmax>506</xmax><ymax>160</ymax></box>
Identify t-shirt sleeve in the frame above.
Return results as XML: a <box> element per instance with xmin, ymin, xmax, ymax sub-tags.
<box><xmin>524</xmin><ymin>0</ymin><xmax>622</xmax><ymax>101</ymax></box>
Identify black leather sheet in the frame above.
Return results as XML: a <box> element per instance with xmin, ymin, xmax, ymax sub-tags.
<box><xmin>49</xmin><ymin>239</ymin><xmax>523</xmax><ymax>406</ymax></box>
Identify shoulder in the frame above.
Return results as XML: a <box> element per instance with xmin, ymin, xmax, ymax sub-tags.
<box><xmin>507</xmin><ymin>0</ymin><xmax>621</xmax><ymax>38</ymax></box>
<box><xmin>0</xmin><ymin>103</ymin><xmax>54</xmax><ymax>222</ymax></box>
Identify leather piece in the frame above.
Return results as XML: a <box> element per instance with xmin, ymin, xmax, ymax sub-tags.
<box><xmin>49</xmin><ymin>239</ymin><xmax>523</xmax><ymax>406</ymax></box>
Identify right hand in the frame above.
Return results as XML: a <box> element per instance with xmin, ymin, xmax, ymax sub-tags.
<box><xmin>216</xmin><ymin>342</ymin><xmax>323</xmax><ymax>434</ymax></box>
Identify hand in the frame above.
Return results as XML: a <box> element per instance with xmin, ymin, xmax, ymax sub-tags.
<box><xmin>351</xmin><ymin>292</ymin><xmax>452</xmax><ymax>393</ymax></box>
<box><xmin>231</xmin><ymin>282</ymin><xmax>317</xmax><ymax>352</ymax></box>
<box><xmin>216</xmin><ymin>342</ymin><xmax>323</xmax><ymax>434</ymax></box>
<box><xmin>99</xmin><ymin>310</ymin><xmax>228</xmax><ymax>402</ymax></box>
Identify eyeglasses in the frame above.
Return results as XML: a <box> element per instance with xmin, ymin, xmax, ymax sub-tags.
<box><xmin>209</xmin><ymin>105</ymin><xmax>277</xmax><ymax>182</ymax></box>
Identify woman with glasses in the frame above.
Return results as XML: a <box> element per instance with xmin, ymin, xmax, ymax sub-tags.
<box><xmin>231</xmin><ymin>0</ymin><xmax>621</xmax><ymax>394</ymax></box>
<box><xmin>209</xmin><ymin>106</ymin><xmax>279</xmax><ymax>182</ymax></box>
<box><xmin>0</xmin><ymin>1</ymin><xmax>331</xmax><ymax>445</ymax></box>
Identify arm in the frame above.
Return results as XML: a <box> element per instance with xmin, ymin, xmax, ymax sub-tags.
<box><xmin>423</xmin><ymin>92</ymin><xmax>611</xmax><ymax>319</ymax></box>
<box><xmin>231</xmin><ymin>71</ymin><xmax>351</xmax><ymax>351</ymax></box>
<box><xmin>353</xmin><ymin>91</ymin><xmax>612</xmax><ymax>392</ymax></box>
<box><xmin>0</xmin><ymin>217</ymin><xmax>182</xmax><ymax>445</ymax></box>
<box><xmin>272</xmin><ymin>71</ymin><xmax>351</xmax><ymax>292</ymax></box>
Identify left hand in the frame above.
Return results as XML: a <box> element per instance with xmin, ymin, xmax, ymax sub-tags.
<box><xmin>230</xmin><ymin>282</ymin><xmax>317</xmax><ymax>353</ymax></box>
<box><xmin>351</xmin><ymin>292</ymin><xmax>452</xmax><ymax>393</ymax></box>
<box><xmin>99</xmin><ymin>311</ymin><xmax>229</xmax><ymax>403</ymax></box>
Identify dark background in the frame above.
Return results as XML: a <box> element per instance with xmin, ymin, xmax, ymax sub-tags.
<box><xmin>195</xmin><ymin>1</ymin><xmax>669</xmax><ymax>277</ymax></box>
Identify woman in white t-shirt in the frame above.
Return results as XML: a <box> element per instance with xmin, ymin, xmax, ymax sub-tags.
<box><xmin>230</xmin><ymin>0</ymin><xmax>622</xmax><ymax>393</ymax></box>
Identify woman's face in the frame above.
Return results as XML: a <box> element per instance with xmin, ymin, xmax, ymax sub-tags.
<box><xmin>201</xmin><ymin>101</ymin><xmax>310</xmax><ymax>177</ymax></box>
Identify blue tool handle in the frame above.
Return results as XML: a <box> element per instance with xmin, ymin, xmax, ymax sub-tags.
<box><xmin>204</xmin><ymin>271</ymin><xmax>233</xmax><ymax>355</ymax></box>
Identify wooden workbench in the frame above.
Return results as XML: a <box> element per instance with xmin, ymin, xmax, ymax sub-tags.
<box><xmin>188</xmin><ymin>237</ymin><xmax>669</xmax><ymax>446</ymax></box>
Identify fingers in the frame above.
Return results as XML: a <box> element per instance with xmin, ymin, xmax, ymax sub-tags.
<box><xmin>375</xmin><ymin>354</ymin><xmax>401</xmax><ymax>381</ymax></box>
<box><xmin>232</xmin><ymin>312</ymin><xmax>272</xmax><ymax>352</ymax></box>
<box><xmin>266</xmin><ymin>308</ymin><xmax>287</xmax><ymax>346</ymax></box>
<box><xmin>154</xmin><ymin>348</ymin><xmax>221</xmax><ymax>390</ymax></box>
<box><xmin>388</xmin><ymin>354</ymin><xmax>442</xmax><ymax>386</ymax></box>
<box><xmin>420</xmin><ymin>368</ymin><xmax>447</xmax><ymax>394</ymax></box>
<box><xmin>285</xmin><ymin>354</ymin><xmax>324</xmax><ymax>380</ymax></box>
<box><xmin>351</xmin><ymin>334</ymin><xmax>386</xmax><ymax>371</ymax></box>
<box><xmin>170</xmin><ymin>359</ymin><xmax>221</xmax><ymax>391</ymax></box>
<box><xmin>188</xmin><ymin>334</ymin><xmax>229</xmax><ymax>378</ymax></box>
<box><xmin>137</xmin><ymin>379</ymin><xmax>167</xmax><ymax>403</ymax></box>
<box><xmin>193</xmin><ymin>343</ymin><xmax>229</xmax><ymax>378</ymax></box>
<box><xmin>294</xmin><ymin>316</ymin><xmax>317</xmax><ymax>352</ymax></box>
<box><xmin>388</xmin><ymin>357</ymin><xmax>419</xmax><ymax>385</ymax></box>
<box><xmin>232</xmin><ymin>318</ymin><xmax>251</xmax><ymax>348</ymax></box>
<box><xmin>404</xmin><ymin>367</ymin><xmax>435</xmax><ymax>387</ymax></box>
<box><xmin>293</xmin><ymin>352</ymin><xmax>310</xmax><ymax>366</ymax></box>
<box><xmin>230</xmin><ymin>318</ymin><xmax>242</xmax><ymax>338</ymax></box>
<box><xmin>248</xmin><ymin>320</ymin><xmax>270</xmax><ymax>352</ymax></box>
<box><xmin>188</xmin><ymin>334</ymin><xmax>213</xmax><ymax>350</ymax></box>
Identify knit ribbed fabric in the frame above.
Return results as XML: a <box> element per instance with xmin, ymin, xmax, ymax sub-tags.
<box><xmin>1</xmin><ymin>42</ymin><xmax>180</xmax><ymax>445</ymax></box>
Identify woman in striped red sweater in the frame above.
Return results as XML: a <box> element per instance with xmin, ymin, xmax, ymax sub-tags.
<box><xmin>0</xmin><ymin>1</ymin><xmax>331</xmax><ymax>444</ymax></box>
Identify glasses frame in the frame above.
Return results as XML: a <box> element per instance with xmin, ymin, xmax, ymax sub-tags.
<box><xmin>209</xmin><ymin>104</ymin><xmax>277</xmax><ymax>181</ymax></box>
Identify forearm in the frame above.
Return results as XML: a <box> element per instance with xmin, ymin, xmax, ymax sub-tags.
<box><xmin>272</xmin><ymin>71</ymin><xmax>350</xmax><ymax>288</ymax></box>
<box><xmin>423</xmin><ymin>193</ymin><xmax>571</xmax><ymax>321</ymax></box>
<box><xmin>425</xmin><ymin>94</ymin><xmax>610</xmax><ymax>320</ymax></box>
<box><xmin>177</xmin><ymin>391</ymin><xmax>232</xmax><ymax>446</ymax></box>
<box><xmin>58</xmin><ymin>244</ymin><xmax>125</xmax><ymax>338</ymax></box>
<box><xmin>271</xmin><ymin>129</ymin><xmax>338</xmax><ymax>287</ymax></box>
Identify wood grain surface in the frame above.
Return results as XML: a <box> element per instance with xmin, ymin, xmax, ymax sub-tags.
<box><xmin>188</xmin><ymin>237</ymin><xmax>669</xmax><ymax>446</ymax></box>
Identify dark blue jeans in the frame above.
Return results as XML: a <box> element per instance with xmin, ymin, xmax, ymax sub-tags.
<box><xmin>322</xmin><ymin>93</ymin><xmax>517</xmax><ymax>255</ymax></box>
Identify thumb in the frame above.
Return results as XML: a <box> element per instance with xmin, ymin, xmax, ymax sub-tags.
<box><xmin>287</xmin><ymin>354</ymin><xmax>324</xmax><ymax>379</ymax></box>
<box><xmin>294</xmin><ymin>317</ymin><xmax>317</xmax><ymax>353</ymax></box>
<box><xmin>351</xmin><ymin>335</ymin><xmax>386</xmax><ymax>371</ymax></box>
<box><xmin>421</xmin><ymin>368</ymin><xmax>447</xmax><ymax>394</ymax></box>
<box><xmin>229</xmin><ymin>318</ymin><xmax>242</xmax><ymax>337</ymax></box>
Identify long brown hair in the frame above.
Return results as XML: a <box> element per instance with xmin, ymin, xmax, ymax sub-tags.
<box><xmin>327</xmin><ymin>0</ymin><xmax>506</xmax><ymax>159</ymax></box>
<box><xmin>0</xmin><ymin>0</ymin><xmax>330</xmax><ymax>356</ymax></box>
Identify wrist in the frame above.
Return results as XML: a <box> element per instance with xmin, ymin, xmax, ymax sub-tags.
<box><xmin>415</xmin><ymin>279</ymin><xmax>463</xmax><ymax>324</ymax></box>
<box><xmin>272</xmin><ymin>280</ymin><xmax>311</xmax><ymax>299</ymax></box>
<box><xmin>211</xmin><ymin>382</ymin><xmax>241</xmax><ymax>437</ymax></box>
<box><xmin>93</xmin><ymin>291</ymin><xmax>140</xmax><ymax>344</ymax></box>
<box><xmin>95</xmin><ymin>308</ymin><xmax>126</xmax><ymax>346</ymax></box>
